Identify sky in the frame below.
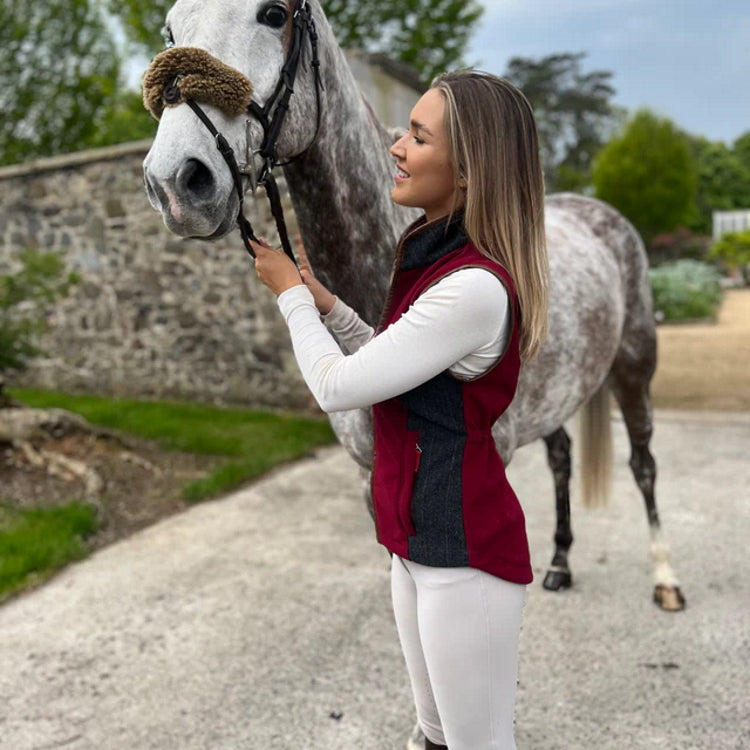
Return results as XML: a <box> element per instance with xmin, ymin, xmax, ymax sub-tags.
<box><xmin>467</xmin><ymin>0</ymin><xmax>749</xmax><ymax>144</ymax></box>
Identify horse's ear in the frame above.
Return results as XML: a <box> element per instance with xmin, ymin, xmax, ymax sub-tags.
<box><xmin>387</xmin><ymin>127</ymin><xmax>406</xmax><ymax>144</ymax></box>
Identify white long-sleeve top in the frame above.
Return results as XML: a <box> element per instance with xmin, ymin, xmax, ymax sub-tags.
<box><xmin>276</xmin><ymin>268</ymin><xmax>510</xmax><ymax>413</ymax></box>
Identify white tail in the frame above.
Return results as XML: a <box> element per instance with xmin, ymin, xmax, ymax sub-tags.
<box><xmin>579</xmin><ymin>383</ymin><xmax>613</xmax><ymax>508</ymax></box>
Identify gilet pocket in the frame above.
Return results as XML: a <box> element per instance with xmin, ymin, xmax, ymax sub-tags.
<box><xmin>398</xmin><ymin>432</ymin><xmax>420</xmax><ymax>536</ymax></box>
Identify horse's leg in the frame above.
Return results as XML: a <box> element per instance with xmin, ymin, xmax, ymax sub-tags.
<box><xmin>609</xmin><ymin>371</ymin><xmax>686</xmax><ymax>611</ymax></box>
<box><xmin>542</xmin><ymin>427</ymin><xmax>574</xmax><ymax>591</ymax></box>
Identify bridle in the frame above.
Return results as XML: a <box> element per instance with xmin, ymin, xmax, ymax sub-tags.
<box><xmin>159</xmin><ymin>0</ymin><xmax>322</xmax><ymax>264</ymax></box>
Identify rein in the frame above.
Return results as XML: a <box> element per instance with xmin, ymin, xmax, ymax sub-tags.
<box><xmin>156</xmin><ymin>0</ymin><xmax>322</xmax><ymax>264</ymax></box>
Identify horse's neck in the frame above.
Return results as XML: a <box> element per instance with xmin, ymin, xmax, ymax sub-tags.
<box><xmin>283</xmin><ymin>46</ymin><xmax>417</xmax><ymax>325</ymax></box>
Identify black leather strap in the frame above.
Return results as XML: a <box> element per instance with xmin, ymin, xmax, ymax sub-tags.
<box><xmin>186</xmin><ymin>99</ymin><xmax>261</xmax><ymax>259</ymax></box>
<box><xmin>161</xmin><ymin>0</ymin><xmax>322</xmax><ymax>266</ymax></box>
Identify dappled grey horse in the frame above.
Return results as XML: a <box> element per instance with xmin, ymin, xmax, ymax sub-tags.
<box><xmin>141</xmin><ymin>0</ymin><xmax>684</xmax><ymax>615</ymax></box>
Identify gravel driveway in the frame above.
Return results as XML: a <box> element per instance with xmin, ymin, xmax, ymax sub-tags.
<box><xmin>0</xmin><ymin>409</ymin><xmax>747</xmax><ymax>749</ymax></box>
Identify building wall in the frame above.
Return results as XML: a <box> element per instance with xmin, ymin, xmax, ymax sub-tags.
<box><xmin>345</xmin><ymin>51</ymin><xmax>424</xmax><ymax>130</ymax></box>
<box><xmin>712</xmin><ymin>209</ymin><xmax>750</xmax><ymax>240</ymax></box>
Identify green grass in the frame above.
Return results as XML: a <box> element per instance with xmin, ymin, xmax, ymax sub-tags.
<box><xmin>11</xmin><ymin>389</ymin><xmax>336</xmax><ymax>501</ymax></box>
<box><xmin>1</xmin><ymin>390</ymin><xmax>336</xmax><ymax>602</ymax></box>
<box><xmin>0</xmin><ymin>501</ymin><xmax>98</xmax><ymax>602</ymax></box>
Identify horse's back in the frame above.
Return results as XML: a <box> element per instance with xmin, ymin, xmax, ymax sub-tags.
<box><xmin>495</xmin><ymin>193</ymin><xmax>654</xmax><ymax>458</ymax></box>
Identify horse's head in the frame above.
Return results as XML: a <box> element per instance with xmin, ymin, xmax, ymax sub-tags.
<box><xmin>143</xmin><ymin>0</ymin><xmax>323</xmax><ymax>240</ymax></box>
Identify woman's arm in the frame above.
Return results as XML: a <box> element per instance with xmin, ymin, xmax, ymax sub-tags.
<box><xmin>297</xmin><ymin>244</ymin><xmax>374</xmax><ymax>354</ymax></box>
<box><xmin>278</xmin><ymin>268</ymin><xmax>509</xmax><ymax>413</ymax></box>
<box><xmin>322</xmin><ymin>298</ymin><xmax>374</xmax><ymax>354</ymax></box>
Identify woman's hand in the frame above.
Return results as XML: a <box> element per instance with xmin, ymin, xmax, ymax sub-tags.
<box><xmin>298</xmin><ymin>243</ymin><xmax>337</xmax><ymax>315</ymax></box>
<box><xmin>252</xmin><ymin>238</ymin><xmax>303</xmax><ymax>296</ymax></box>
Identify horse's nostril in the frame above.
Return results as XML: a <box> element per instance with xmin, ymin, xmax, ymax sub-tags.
<box><xmin>144</xmin><ymin>172</ymin><xmax>160</xmax><ymax>210</ymax></box>
<box><xmin>176</xmin><ymin>158</ymin><xmax>216</xmax><ymax>203</ymax></box>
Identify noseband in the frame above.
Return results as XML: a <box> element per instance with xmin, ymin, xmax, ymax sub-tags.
<box><xmin>143</xmin><ymin>0</ymin><xmax>322</xmax><ymax>264</ymax></box>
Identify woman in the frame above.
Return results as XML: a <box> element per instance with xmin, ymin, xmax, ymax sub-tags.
<box><xmin>253</xmin><ymin>70</ymin><xmax>548</xmax><ymax>750</ymax></box>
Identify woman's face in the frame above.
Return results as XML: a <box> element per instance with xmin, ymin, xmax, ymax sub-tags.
<box><xmin>390</xmin><ymin>88</ymin><xmax>461</xmax><ymax>222</ymax></box>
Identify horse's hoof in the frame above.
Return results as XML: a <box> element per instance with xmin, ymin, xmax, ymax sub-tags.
<box><xmin>653</xmin><ymin>584</ymin><xmax>686</xmax><ymax>611</ymax></box>
<box><xmin>543</xmin><ymin>569</ymin><xmax>572</xmax><ymax>591</ymax></box>
<box><xmin>406</xmin><ymin>723</ymin><xmax>425</xmax><ymax>750</ymax></box>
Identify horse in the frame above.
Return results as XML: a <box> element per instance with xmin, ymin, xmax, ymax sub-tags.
<box><xmin>141</xmin><ymin>0</ymin><xmax>685</xmax><ymax>616</ymax></box>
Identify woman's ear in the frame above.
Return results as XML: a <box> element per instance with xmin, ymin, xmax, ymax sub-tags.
<box><xmin>458</xmin><ymin>174</ymin><xmax>467</xmax><ymax>190</ymax></box>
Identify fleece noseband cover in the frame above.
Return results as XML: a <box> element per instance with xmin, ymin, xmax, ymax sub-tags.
<box><xmin>142</xmin><ymin>46</ymin><xmax>254</xmax><ymax>121</ymax></box>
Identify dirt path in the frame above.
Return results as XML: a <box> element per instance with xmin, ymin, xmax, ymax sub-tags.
<box><xmin>652</xmin><ymin>288</ymin><xmax>750</xmax><ymax>410</ymax></box>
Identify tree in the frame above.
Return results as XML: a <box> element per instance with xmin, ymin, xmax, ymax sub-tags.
<box><xmin>91</xmin><ymin>89</ymin><xmax>158</xmax><ymax>147</ymax></box>
<box><xmin>333</xmin><ymin>0</ymin><xmax>484</xmax><ymax>83</ymax></box>
<box><xmin>0</xmin><ymin>1</ymin><xmax>122</xmax><ymax>165</ymax></box>
<box><xmin>592</xmin><ymin>109</ymin><xmax>697</xmax><ymax>243</ymax></box>
<box><xmin>733</xmin><ymin>131</ymin><xmax>750</xmax><ymax>174</ymax></box>
<box><xmin>686</xmin><ymin>137</ymin><xmax>750</xmax><ymax>235</ymax></box>
<box><xmin>109</xmin><ymin>0</ymin><xmax>484</xmax><ymax>85</ymax></box>
<box><xmin>104</xmin><ymin>0</ymin><xmax>170</xmax><ymax>55</ymax></box>
<box><xmin>504</xmin><ymin>53</ymin><xmax>619</xmax><ymax>192</ymax></box>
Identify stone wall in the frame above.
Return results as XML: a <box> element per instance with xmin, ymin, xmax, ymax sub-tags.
<box><xmin>0</xmin><ymin>142</ymin><xmax>314</xmax><ymax>410</ymax></box>
<box><xmin>0</xmin><ymin>56</ymin><xmax>421</xmax><ymax>410</ymax></box>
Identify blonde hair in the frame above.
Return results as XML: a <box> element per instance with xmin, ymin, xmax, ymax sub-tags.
<box><xmin>432</xmin><ymin>70</ymin><xmax>549</xmax><ymax>361</ymax></box>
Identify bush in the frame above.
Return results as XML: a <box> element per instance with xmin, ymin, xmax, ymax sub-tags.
<box><xmin>649</xmin><ymin>260</ymin><xmax>723</xmax><ymax>322</ymax></box>
<box><xmin>710</xmin><ymin>230</ymin><xmax>750</xmax><ymax>284</ymax></box>
<box><xmin>0</xmin><ymin>250</ymin><xmax>79</xmax><ymax>374</ymax></box>
<box><xmin>648</xmin><ymin>227</ymin><xmax>712</xmax><ymax>265</ymax></box>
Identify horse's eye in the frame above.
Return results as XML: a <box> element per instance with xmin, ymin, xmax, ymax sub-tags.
<box><xmin>257</xmin><ymin>3</ymin><xmax>288</xmax><ymax>28</ymax></box>
<box><xmin>162</xmin><ymin>24</ymin><xmax>175</xmax><ymax>48</ymax></box>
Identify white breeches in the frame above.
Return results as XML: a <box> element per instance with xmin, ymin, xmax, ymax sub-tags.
<box><xmin>390</xmin><ymin>555</ymin><xmax>525</xmax><ymax>750</ymax></box>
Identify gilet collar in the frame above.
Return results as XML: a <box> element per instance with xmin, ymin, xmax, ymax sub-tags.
<box><xmin>400</xmin><ymin>212</ymin><xmax>469</xmax><ymax>271</ymax></box>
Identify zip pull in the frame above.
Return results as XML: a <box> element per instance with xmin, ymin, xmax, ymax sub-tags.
<box><xmin>414</xmin><ymin>443</ymin><xmax>422</xmax><ymax>472</ymax></box>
